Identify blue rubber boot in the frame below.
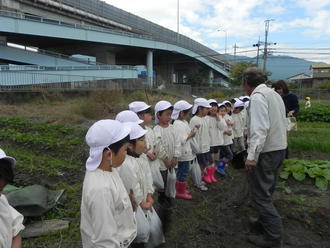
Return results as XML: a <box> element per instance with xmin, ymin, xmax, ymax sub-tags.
<box><xmin>216</xmin><ymin>160</ymin><xmax>227</xmax><ymax>177</ymax></box>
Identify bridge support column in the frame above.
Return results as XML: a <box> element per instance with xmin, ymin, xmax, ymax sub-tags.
<box><xmin>96</xmin><ymin>51</ymin><xmax>116</xmax><ymax>64</ymax></box>
<box><xmin>208</xmin><ymin>69</ymin><xmax>214</xmax><ymax>85</ymax></box>
<box><xmin>147</xmin><ymin>50</ymin><xmax>153</xmax><ymax>88</ymax></box>
<box><xmin>0</xmin><ymin>36</ymin><xmax>7</xmax><ymax>46</ymax></box>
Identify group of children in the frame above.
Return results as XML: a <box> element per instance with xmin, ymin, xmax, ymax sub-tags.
<box><xmin>0</xmin><ymin>95</ymin><xmax>250</xmax><ymax>248</ymax></box>
<box><xmin>80</xmin><ymin>95</ymin><xmax>250</xmax><ymax>247</ymax></box>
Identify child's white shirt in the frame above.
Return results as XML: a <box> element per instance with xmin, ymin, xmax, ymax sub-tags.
<box><xmin>189</xmin><ymin>115</ymin><xmax>210</xmax><ymax>153</ymax></box>
<box><xmin>153</xmin><ymin>124</ymin><xmax>179</xmax><ymax>171</ymax></box>
<box><xmin>0</xmin><ymin>194</ymin><xmax>25</xmax><ymax>248</ymax></box>
<box><xmin>232</xmin><ymin>112</ymin><xmax>245</xmax><ymax>138</ymax></box>
<box><xmin>223</xmin><ymin>114</ymin><xmax>234</xmax><ymax>145</ymax></box>
<box><xmin>206</xmin><ymin>115</ymin><xmax>226</xmax><ymax>147</ymax></box>
<box><xmin>172</xmin><ymin>120</ymin><xmax>195</xmax><ymax>162</ymax></box>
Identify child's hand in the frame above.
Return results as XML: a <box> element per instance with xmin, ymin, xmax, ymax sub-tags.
<box><xmin>163</xmin><ymin>158</ymin><xmax>171</xmax><ymax>168</ymax></box>
<box><xmin>147</xmin><ymin>152</ymin><xmax>156</xmax><ymax>161</ymax></box>
<box><xmin>195</xmin><ymin>124</ymin><xmax>200</xmax><ymax>129</ymax></box>
<box><xmin>129</xmin><ymin>189</ymin><xmax>138</xmax><ymax>212</ymax></box>
<box><xmin>171</xmin><ymin>157</ymin><xmax>178</xmax><ymax>168</ymax></box>
<box><xmin>146</xmin><ymin>194</ymin><xmax>154</xmax><ymax>207</ymax></box>
<box><xmin>140</xmin><ymin>201</ymin><xmax>152</xmax><ymax>211</ymax></box>
<box><xmin>188</xmin><ymin>130</ymin><xmax>196</xmax><ymax>139</ymax></box>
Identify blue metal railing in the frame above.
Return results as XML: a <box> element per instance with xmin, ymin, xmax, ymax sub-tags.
<box><xmin>0</xmin><ymin>65</ymin><xmax>137</xmax><ymax>71</ymax></box>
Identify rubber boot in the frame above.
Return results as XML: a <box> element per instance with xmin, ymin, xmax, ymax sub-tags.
<box><xmin>216</xmin><ymin>160</ymin><xmax>228</xmax><ymax>177</ymax></box>
<box><xmin>175</xmin><ymin>181</ymin><xmax>192</xmax><ymax>199</ymax></box>
<box><xmin>202</xmin><ymin>167</ymin><xmax>212</xmax><ymax>183</ymax></box>
<box><xmin>209</xmin><ymin>166</ymin><xmax>218</xmax><ymax>182</ymax></box>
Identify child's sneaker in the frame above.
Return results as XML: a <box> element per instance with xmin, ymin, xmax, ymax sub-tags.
<box><xmin>216</xmin><ymin>160</ymin><xmax>227</xmax><ymax>177</ymax></box>
<box><xmin>195</xmin><ymin>183</ymin><xmax>208</xmax><ymax>191</ymax></box>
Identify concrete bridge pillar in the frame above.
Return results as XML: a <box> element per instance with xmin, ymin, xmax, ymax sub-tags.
<box><xmin>0</xmin><ymin>36</ymin><xmax>7</xmax><ymax>45</ymax></box>
<box><xmin>147</xmin><ymin>50</ymin><xmax>153</xmax><ymax>88</ymax></box>
<box><xmin>96</xmin><ymin>51</ymin><xmax>116</xmax><ymax>64</ymax></box>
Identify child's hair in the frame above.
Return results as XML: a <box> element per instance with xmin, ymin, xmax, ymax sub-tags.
<box><xmin>157</xmin><ymin>106</ymin><xmax>173</xmax><ymax>116</ymax></box>
<box><xmin>234</xmin><ymin>106</ymin><xmax>244</xmax><ymax>111</ymax></box>
<box><xmin>137</xmin><ymin>107</ymin><xmax>152</xmax><ymax>116</ymax></box>
<box><xmin>127</xmin><ymin>135</ymin><xmax>145</xmax><ymax>157</ymax></box>
<box><xmin>106</xmin><ymin>135</ymin><xmax>130</xmax><ymax>154</ymax></box>
<box><xmin>230</xmin><ymin>98</ymin><xmax>236</xmax><ymax>104</ymax></box>
<box><xmin>219</xmin><ymin>105</ymin><xmax>226</xmax><ymax>110</ymax></box>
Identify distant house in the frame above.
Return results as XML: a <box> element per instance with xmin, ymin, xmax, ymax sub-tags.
<box><xmin>310</xmin><ymin>64</ymin><xmax>330</xmax><ymax>86</ymax></box>
<box><xmin>287</xmin><ymin>73</ymin><xmax>312</xmax><ymax>88</ymax></box>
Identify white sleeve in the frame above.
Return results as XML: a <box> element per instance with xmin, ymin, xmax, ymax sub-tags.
<box><xmin>9</xmin><ymin>205</ymin><xmax>25</xmax><ymax>237</ymax></box>
<box><xmin>216</xmin><ymin>117</ymin><xmax>226</xmax><ymax>131</ymax></box>
<box><xmin>89</xmin><ymin>189</ymin><xmax>121</xmax><ymax>248</ymax></box>
<box><xmin>140</xmin><ymin>157</ymin><xmax>154</xmax><ymax>194</ymax></box>
<box><xmin>173</xmin><ymin>123</ymin><xmax>188</xmax><ymax>158</ymax></box>
<box><xmin>247</xmin><ymin>93</ymin><xmax>270</xmax><ymax>162</ymax></box>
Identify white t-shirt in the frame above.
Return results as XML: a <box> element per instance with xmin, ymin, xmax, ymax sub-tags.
<box><xmin>153</xmin><ymin>124</ymin><xmax>179</xmax><ymax>171</ymax></box>
<box><xmin>205</xmin><ymin>115</ymin><xmax>226</xmax><ymax>147</ymax></box>
<box><xmin>80</xmin><ymin>169</ymin><xmax>137</xmax><ymax>248</ymax></box>
<box><xmin>189</xmin><ymin>116</ymin><xmax>210</xmax><ymax>154</ymax></box>
<box><xmin>223</xmin><ymin>114</ymin><xmax>234</xmax><ymax>145</ymax></box>
<box><xmin>118</xmin><ymin>155</ymin><xmax>154</xmax><ymax>205</ymax></box>
<box><xmin>172</xmin><ymin>120</ymin><xmax>195</xmax><ymax>162</ymax></box>
<box><xmin>0</xmin><ymin>194</ymin><xmax>25</xmax><ymax>248</ymax></box>
<box><xmin>232</xmin><ymin>112</ymin><xmax>245</xmax><ymax>138</ymax></box>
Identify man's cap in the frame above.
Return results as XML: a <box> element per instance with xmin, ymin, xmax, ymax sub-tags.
<box><xmin>85</xmin><ymin>120</ymin><xmax>131</xmax><ymax>171</ymax></box>
<box><xmin>171</xmin><ymin>100</ymin><xmax>193</xmax><ymax>120</ymax></box>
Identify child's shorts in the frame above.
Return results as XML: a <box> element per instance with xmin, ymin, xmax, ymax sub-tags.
<box><xmin>210</xmin><ymin>146</ymin><xmax>221</xmax><ymax>154</ymax></box>
<box><xmin>196</xmin><ymin>152</ymin><xmax>211</xmax><ymax>165</ymax></box>
<box><xmin>219</xmin><ymin>145</ymin><xmax>233</xmax><ymax>160</ymax></box>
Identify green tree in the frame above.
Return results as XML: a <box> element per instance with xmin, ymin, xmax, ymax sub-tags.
<box><xmin>229</xmin><ymin>61</ymin><xmax>256</xmax><ymax>86</ymax></box>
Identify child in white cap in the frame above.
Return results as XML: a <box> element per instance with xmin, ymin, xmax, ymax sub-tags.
<box><xmin>80</xmin><ymin>120</ymin><xmax>137</xmax><ymax>248</ymax></box>
<box><xmin>232</xmin><ymin>100</ymin><xmax>246</xmax><ymax>154</ymax></box>
<box><xmin>171</xmin><ymin>100</ymin><xmax>196</xmax><ymax>199</ymax></box>
<box><xmin>129</xmin><ymin>101</ymin><xmax>163</xmax><ymax>191</ymax></box>
<box><xmin>216</xmin><ymin>103</ymin><xmax>234</xmax><ymax>176</ymax></box>
<box><xmin>115</xmin><ymin>110</ymin><xmax>144</xmax><ymax>124</ymax></box>
<box><xmin>118</xmin><ymin>123</ymin><xmax>164</xmax><ymax>248</ymax></box>
<box><xmin>205</xmin><ymin>99</ymin><xmax>227</xmax><ymax>183</ymax></box>
<box><xmin>0</xmin><ymin>148</ymin><xmax>25</xmax><ymax>248</ymax></box>
<box><xmin>190</xmin><ymin>98</ymin><xmax>212</xmax><ymax>184</ymax></box>
<box><xmin>153</xmin><ymin>100</ymin><xmax>178</xmax><ymax>209</ymax></box>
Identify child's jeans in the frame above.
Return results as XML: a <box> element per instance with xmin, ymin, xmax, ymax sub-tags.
<box><xmin>176</xmin><ymin>161</ymin><xmax>191</xmax><ymax>182</ymax></box>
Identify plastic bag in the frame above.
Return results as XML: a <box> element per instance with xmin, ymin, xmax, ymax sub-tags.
<box><xmin>135</xmin><ymin>206</ymin><xmax>151</xmax><ymax>243</ymax></box>
<box><xmin>190</xmin><ymin>137</ymin><xmax>201</xmax><ymax>155</ymax></box>
<box><xmin>287</xmin><ymin>117</ymin><xmax>297</xmax><ymax>131</ymax></box>
<box><xmin>146</xmin><ymin>207</ymin><xmax>165</xmax><ymax>248</ymax></box>
<box><xmin>165</xmin><ymin>168</ymin><xmax>176</xmax><ymax>198</ymax></box>
<box><xmin>189</xmin><ymin>158</ymin><xmax>202</xmax><ymax>186</ymax></box>
<box><xmin>149</xmin><ymin>160</ymin><xmax>164</xmax><ymax>191</ymax></box>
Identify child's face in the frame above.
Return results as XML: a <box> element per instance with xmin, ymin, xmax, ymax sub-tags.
<box><xmin>112</xmin><ymin>143</ymin><xmax>129</xmax><ymax>167</ymax></box>
<box><xmin>219</xmin><ymin>107</ymin><xmax>226</xmax><ymax>117</ymax></box>
<box><xmin>179</xmin><ymin>110</ymin><xmax>191</xmax><ymax>120</ymax></box>
<box><xmin>209</xmin><ymin>104</ymin><xmax>218</xmax><ymax>116</ymax></box>
<box><xmin>225</xmin><ymin>105</ymin><xmax>232</xmax><ymax>113</ymax></box>
<box><xmin>139</xmin><ymin>113</ymin><xmax>153</xmax><ymax>125</ymax></box>
<box><xmin>129</xmin><ymin>136</ymin><xmax>146</xmax><ymax>155</ymax></box>
<box><xmin>158</xmin><ymin>109</ymin><xmax>173</xmax><ymax>125</ymax></box>
<box><xmin>233</xmin><ymin>108</ymin><xmax>242</xmax><ymax>114</ymax></box>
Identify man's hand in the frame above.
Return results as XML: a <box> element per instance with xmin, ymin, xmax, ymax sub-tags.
<box><xmin>245</xmin><ymin>160</ymin><xmax>257</xmax><ymax>171</ymax></box>
<box><xmin>288</xmin><ymin>110</ymin><xmax>294</xmax><ymax>117</ymax></box>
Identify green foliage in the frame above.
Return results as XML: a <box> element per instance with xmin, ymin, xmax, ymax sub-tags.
<box><xmin>204</xmin><ymin>91</ymin><xmax>225</xmax><ymax>101</ymax></box>
<box><xmin>297</xmin><ymin>104</ymin><xmax>330</xmax><ymax>122</ymax></box>
<box><xmin>229</xmin><ymin>61</ymin><xmax>256</xmax><ymax>86</ymax></box>
<box><xmin>185</xmin><ymin>70</ymin><xmax>208</xmax><ymax>86</ymax></box>
<box><xmin>280</xmin><ymin>159</ymin><xmax>330</xmax><ymax>191</ymax></box>
<box><xmin>315</xmin><ymin>80</ymin><xmax>330</xmax><ymax>89</ymax></box>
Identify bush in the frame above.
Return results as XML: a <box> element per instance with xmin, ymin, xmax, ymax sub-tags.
<box><xmin>297</xmin><ymin>103</ymin><xmax>330</xmax><ymax>122</ymax></box>
<box><xmin>204</xmin><ymin>91</ymin><xmax>225</xmax><ymax>101</ymax></box>
<box><xmin>315</xmin><ymin>81</ymin><xmax>330</xmax><ymax>89</ymax></box>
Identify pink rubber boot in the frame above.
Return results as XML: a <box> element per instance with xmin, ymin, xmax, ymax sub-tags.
<box><xmin>202</xmin><ymin>167</ymin><xmax>212</xmax><ymax>183</ymax></box>
<box><xmin>175</xmin><ymin>181</ymin><xmax>192</xmax><ymax>199</ymax></box>
<box><xmin>209</xmin><ymin>166</ymin><xmax>218</xmax><ymax>183</ymax></box>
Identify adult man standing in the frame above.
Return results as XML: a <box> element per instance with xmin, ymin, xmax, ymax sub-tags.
<box><xmin>242</xmin><ymin>67</ymin><xmax>287</xmax><ymax>247</ymax></box>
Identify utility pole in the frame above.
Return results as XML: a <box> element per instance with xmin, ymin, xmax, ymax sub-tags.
<box><xmin>217</xmin><ymin>28</ymin><xmax>227</xmax><ymax>54</ymax></box>
<box><xmin>177</xmin><ymin>0</ymin><xmax>180</xmax><ymax>34</ymax></box>
<box><xmin>233</xmin><ymin>43</ymin><xmax>239</xmax><ymax>61</ymax></box>
<box><xmin>253</xmin><ymin>36</ymin><xmax>261</xmax><ymax>67</ymax></box>
<box><xmin>263</xmin><ymin>19</ymin><xmax>274</xmax><ymax>73</ymax></box>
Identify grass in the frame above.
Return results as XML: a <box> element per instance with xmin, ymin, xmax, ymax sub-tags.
<box><xmin>288</xmin><ymin>122</ymin><xmax>330</xmax><ymax>153</ymax></box>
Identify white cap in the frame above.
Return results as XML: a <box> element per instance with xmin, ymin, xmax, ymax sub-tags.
<box><xmin>127</xmin><ymin>122</ymin><xmax>148</xmax><ymax>140</ymax></box>
<box><xmin>218</xmin><ymin>102</ymin><xmax>226</xmax><ymax>107</ymax></box>
<box><xmin>208</xmin><ymin>99</ymin><xmax>217</xmax><ymax>105</ymax></box>
<box><xmin>245</xmin><ymin>101</ymin><xmax>250</xmax><ymax>108</ymax></box>
<box><xmin>192</xmin><ymin>98</ymin><xmax>211</xmax><ymax>115</ymax></box>
<box><xmin>238</xmin><ymin>96</ymin><xmax>245</xmax><ymax>101</ymax></box>
<box><xmin>155</xmin><ymin>100</ymin><xmax>172</xmax><ymax>123</ymax></box>
<box><xmin>85</xmin><ymin>119</ymin><xmax>131</xmax><ymax>171</ymax></box>
<box><xmin>234</xmin><ymin>99</ymin><xmax>245</xmax><ymax>108</ymax></box>
<box><xmin>171</xmin><ymin>100</ymin><xmax>193</xmax><ymax>120</ymax></box>
<box><xmin>128</xmin><ymin>101</ymin><xmax>151</xmax><ymax>113</ymax></box>
<box><xmin>115</xmin><ymin>110</ymin><xmax>144</xmax><ymax>124</ymax></box>
<box><xmin>0</xmin><ymin>148</ymin><xmax>16</xmax><ymax>167</ymax></box>
<box><xmin>222</xmin><ymin>100</ymin><xmax>231</xmax><ymax>105</ymax></box>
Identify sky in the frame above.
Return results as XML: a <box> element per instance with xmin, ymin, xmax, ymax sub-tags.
<box><xmin>104</xmin><ymin>0</ymin><xmax>330</xmax><ymax>63</ymax></box>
